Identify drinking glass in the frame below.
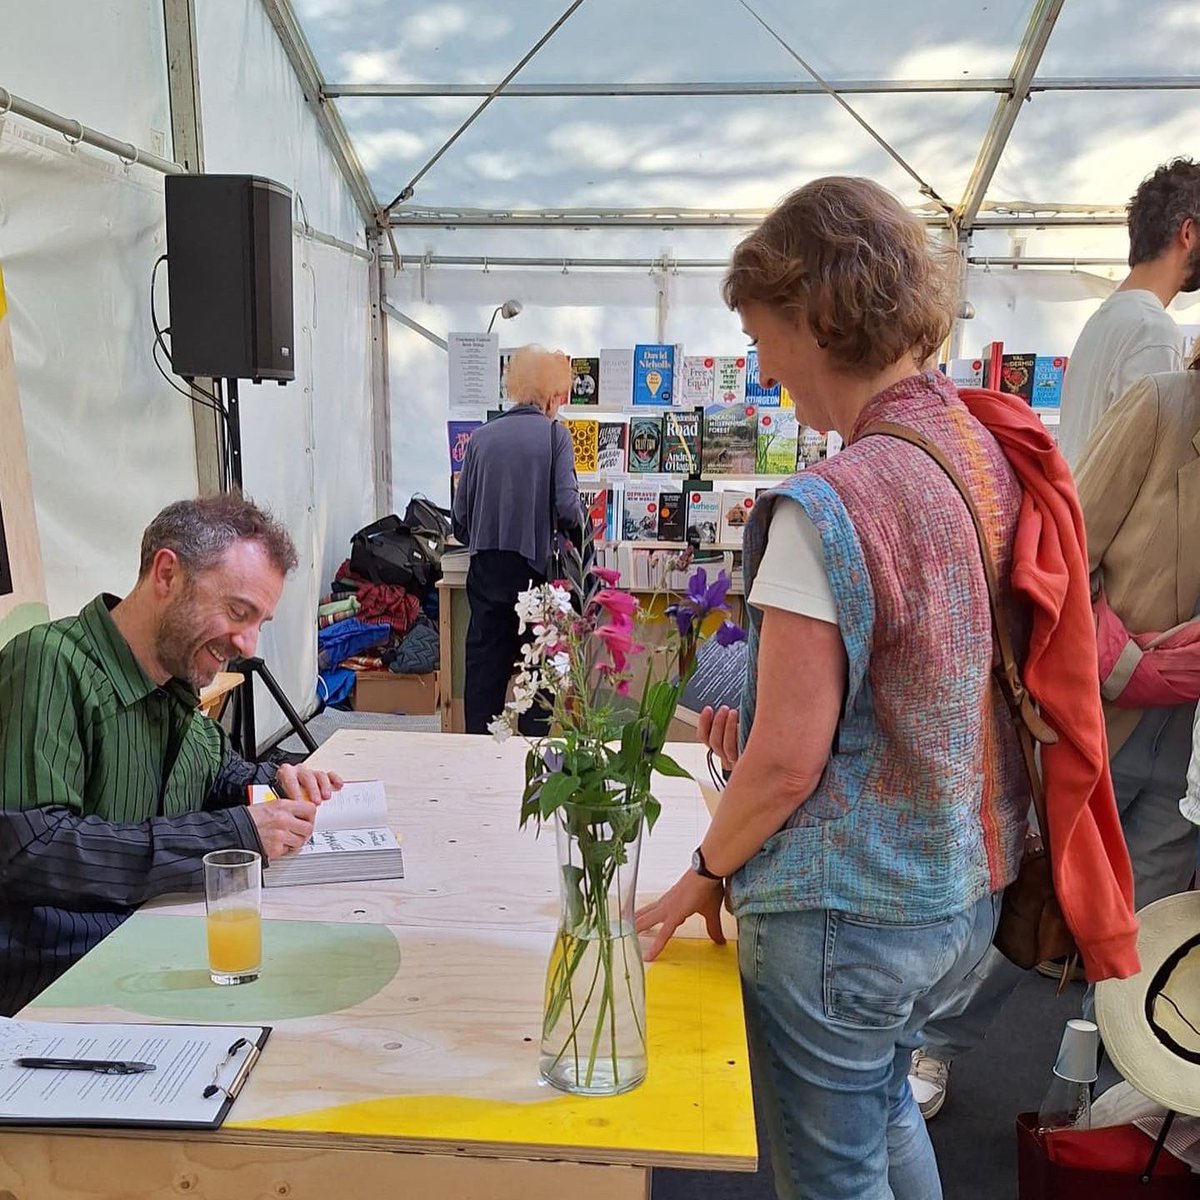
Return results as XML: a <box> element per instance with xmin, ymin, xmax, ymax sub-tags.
<box><xmin>203</xmin><ymin>849</ymin><xmax>262</xmax><ymax>985</ymax></box>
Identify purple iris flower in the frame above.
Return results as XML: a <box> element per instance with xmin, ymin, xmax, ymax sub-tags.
<box><xmin>714</xmin><ymin>620</ymin><xmax>747</xmax><ymax>646</ymax></box>
<box><xmin>665</xmin><ymin>568</ymin><xmax>736</xmax><ymax>637</ymax></box>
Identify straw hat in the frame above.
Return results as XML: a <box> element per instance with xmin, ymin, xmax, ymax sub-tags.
<box><xmin>1095</xmin><ymin>892</ymin><xmax>1200</xmax><ymax>1117</ymax></box>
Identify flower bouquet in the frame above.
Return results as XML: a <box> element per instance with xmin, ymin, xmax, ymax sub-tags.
<box><xmin>488</xmin><ymin>557</ymin><xmax>745</xmax><ymax>1095</ymax></box>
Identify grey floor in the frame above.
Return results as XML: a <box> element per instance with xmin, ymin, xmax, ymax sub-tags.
<box><xmin>288</xmin><ymin>709</ymin><xmax>1071</xmax><ymax>1200</ymax></box>
<box><xmin>653</xmin><ymin>971</ymin><xmax>1079</xmax><ymax>1200</ymax></box>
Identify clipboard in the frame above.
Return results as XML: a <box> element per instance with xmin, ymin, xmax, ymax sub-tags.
<box><xmin>0</xmin><ymin>1021</ymin><xmax>271</xmax><ymax>1130</ymax></box>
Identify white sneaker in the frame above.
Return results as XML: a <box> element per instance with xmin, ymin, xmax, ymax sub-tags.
<box><xmin>909</xmin><ymin>1049</ymin><xmax>950</xmax><ymax>1120</ymax></box>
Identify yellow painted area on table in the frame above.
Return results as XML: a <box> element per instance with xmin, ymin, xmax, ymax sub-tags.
<box><xmin>0</xmin><ymin>262</ymin><xmax>7</xmax><ymax>321</ymax></box>
<box><xmin>235</xmin><ymin>937</ymin><xmax>755</xmax><ymax>1163</ymax></box>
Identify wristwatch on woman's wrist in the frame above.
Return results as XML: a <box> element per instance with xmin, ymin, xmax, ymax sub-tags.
<box><xmin>691</xmin><ymin>846</ymin><xmax>722</xmax><ymax>881</ymax></box>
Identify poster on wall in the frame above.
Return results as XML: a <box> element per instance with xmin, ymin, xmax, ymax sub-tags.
<box><xmin>0</xmin><ymin>260</ymin><xmax>49</xmax><ymax>645</ymax></box>
<box><xmin>448</xmin><ymin>332</ymin><xmax>500</xmax><ymax>408</ymax></box>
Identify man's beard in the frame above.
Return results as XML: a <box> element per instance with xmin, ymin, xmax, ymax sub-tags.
<box><xmin>1181</xmin><ymin>241</ymin><xmax>1200</xmax><ymax>294</ymax></box>
<box><xmin>155</xmin><ymin>588</ymin><xmax>227</xmax><ymax>688</ymax></box>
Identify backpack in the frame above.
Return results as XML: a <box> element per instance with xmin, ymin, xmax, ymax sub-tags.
<box><xmin>349</xmin><ymin>515</ymin><xmax>443</xmax><ymax>592</ymax></box>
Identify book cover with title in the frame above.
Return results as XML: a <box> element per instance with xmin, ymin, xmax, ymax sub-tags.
<box><xmin>597</xmin><ymin>421</ymin><xmax>629</xmax><ymax>473</ymax></box>
<box><xmin>623</xmin><ymin>484</ymin><xmax>661</xmax><ymax>541</ymax></box>
<box><xmin>570</xmin><ymin>357</ymin><xmax>600</xmax><ymax>404</ymax></box>
<box><xmin>633</xmin><ymin>344</ymin><xmax>676</xmax><ymax>405</ymax></box>
<box><xmin>1032</xmin><ymin>356</ymin><xmax>1067</xmax><ymax>409</ymax></box>
<box><xmin>679</xmin><ymin>356</ymin><xmax>715</xmax><ymax>406</ymax></box>
<box><xmin>745</xmin><ymin>349</ymin><xmax>781</xmax><ymax>406</ymax></box>
<box><xmin>628</xmin><ymin>416</ymin><xmax>663</xmax><ymax>472</ymax></box>
<box><xmin>561</xmin><ymin>418</ymin><xmax>599</xmax><ymax>474</ymax></box>
<box><xmin>701</xmin><ymin>404</ymin><xmax>757</xmax><ymax>475</ymax></box>
<box><xmin>661</xmin><ymin>408</ymin><xmax>703</xmax><ymax>476</ymax></box>
<box><xmin>756</xmin><ymin>409</ymin><xmax>799</xmax><ymax>474</ymax></box>
<box><xmin>447</xmin><ymin>420</ymin><xmax>481</xmax><ymax>476</ymax></box>
<box><xmin>714</xmin><ymin>355</ymin><xmax>747</xmax><ymax>404</ymax></box>
<box><xmin>685</xmin><ymin>489</ymin><xmax>722</xmax><ymax>546</ymax></box>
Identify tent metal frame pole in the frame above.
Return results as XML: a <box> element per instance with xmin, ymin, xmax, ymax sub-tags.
<box><xmin>380</xmin><ymin>300</ymin><xmax>449</xmax><ymax>351</ymax></box>
<box><xmin>367</xmin><ymin>231</ymin><xmax>393</xmax><ymax>514</ymax></box>
<box><xmin>383</xmin><ymin>0</ymin><xmax>587</xmax><ymax>210</ymax></box>
<box><xmin>384</xmin><ymin>209</ymin><xmax>1126</xmax><ymax>229</ymax></box>
<box><xmin>0</xmin><ymin>85</ymin><xmax>183</xmax><ymax>175</ymax></box>
<box><xmin>954</xmin><ymin>0</ymin><xmax>1066</xmax><ymax>232</ymax></box>
<box><xmin>256</xmin><ymin>0</ymin><xmax>378</xmax><ymax>223</ymax></box>
<box><xmin>324</xmin><ymin>75</ymin><xmax>1200</xmax><ymax>99</ymax></box>
<box><xmin>383</xmin><ymin>252</ymin><xmax>1127</xmax><ymax>272</ymax></box>
<box><xmin>162</xmin><ymin>0</ymin><xmax>224</xmax><ymax>496</ymax></box>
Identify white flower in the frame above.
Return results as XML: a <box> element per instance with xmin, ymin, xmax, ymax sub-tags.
<box><xmin>548</xmin><ymin>586</ymin><xmax>573</xmax><ymax>616</ymax></box>
<box><xmin>550</xmin><ymin>651</ymin><xmax>571</xmax><ymax>679</ymax></box>
<box><xmin>487</xmin><ymin>715</ymin><xmax>513</xmax><ymax>742</ymax></box>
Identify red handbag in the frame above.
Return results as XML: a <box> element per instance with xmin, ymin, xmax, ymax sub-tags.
<box><xmin>1016</xmin><ymin>1113</ymin><xmax>1198</xmax><ymax>1198</ymax></box>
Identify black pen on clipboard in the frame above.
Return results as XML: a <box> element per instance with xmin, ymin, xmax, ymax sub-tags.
<box><xmin>203</xmin><ymin>1036</ymin><xmax>260</xmax><ymax>1101</ymax></box>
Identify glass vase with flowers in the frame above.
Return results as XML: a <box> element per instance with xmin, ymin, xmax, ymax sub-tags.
<box><xmin>488</xmin><ymin>553</ymin><xmax>745</xmax><ymax>1095</ymax></box>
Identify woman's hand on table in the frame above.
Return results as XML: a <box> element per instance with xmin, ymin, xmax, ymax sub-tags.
<box><xmin>699</xmin><ymin>705</ymin><xmax>739</xmax><ymax>774</ymax></box>
<box><xmin>635</xmin><ymin>871</ymin><xmax>726</xmax><ymax>962</ymax></box>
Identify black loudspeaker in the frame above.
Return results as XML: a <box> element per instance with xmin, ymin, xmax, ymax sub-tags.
<box><xmin>164</xmin><ymin>174</ymin><xmax>295</xmax><ymax>382</ymax></box>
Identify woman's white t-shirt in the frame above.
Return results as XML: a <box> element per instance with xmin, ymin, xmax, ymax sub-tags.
<box><xmin>747</xmin><ymin>503</ymin><xmax>838</xmax><ymax>626</ymax></box>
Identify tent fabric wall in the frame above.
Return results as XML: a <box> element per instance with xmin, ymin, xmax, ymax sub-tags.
<box><xmin>0</xmin><ymin>121</ymin><xmax>198</xmax><ymax>617</ymax></box>
<box><xmin>0</xmin><ymin>0</ymin><xmax>379</xmax><ymax>748</ymax></box>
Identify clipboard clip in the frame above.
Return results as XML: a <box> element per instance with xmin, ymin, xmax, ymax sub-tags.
<box><xmin>202</xmin><ymin>1037</ymin><xmax>260</xmax><ymax>1102</ymax></box>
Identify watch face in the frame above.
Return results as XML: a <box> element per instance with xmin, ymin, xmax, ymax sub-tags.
<box><xmin>691</xmin><ymin>849</ymin><xmax>702</xmax><ymax>873</ymax></box>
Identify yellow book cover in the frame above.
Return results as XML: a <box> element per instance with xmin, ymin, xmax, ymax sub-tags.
<box><xmin>561</xmin><ymin>417</ymin><xmax>599</xmax><ymax>474</ymax></box>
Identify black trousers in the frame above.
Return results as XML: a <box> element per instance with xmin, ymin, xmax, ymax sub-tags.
<box><xmin>464</xmin><ymin>550</ymin><xmax>551</xmax><ymax>737</ymax></box>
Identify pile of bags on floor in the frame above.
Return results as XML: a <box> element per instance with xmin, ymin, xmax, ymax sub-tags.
<box><xmin>316</xmin><ymin>497</ymin><xmax>450</xmax><ymax>708</ymax></box>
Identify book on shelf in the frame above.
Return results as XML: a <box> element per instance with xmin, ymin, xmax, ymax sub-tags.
<box><xmin>447</xmin><ymin>420</ymin><xmax>480</xmax><ymax>476</ymax></box>
<box><xmin>661</xmin><ymin>408</ymin><xmax>703</xmax><ymax>475</ymax></box>
<box><xmin>581</xmin><ymin>488</ymin><xmax>611</xmax><ymax>543</ymax></box>
<box><xmin>714</xmin><ymin>355</ymin><xmax>747</xmax><ymax>404</ymax></box>
<box><xmin>250</xmin><ymin>781</ymin><xmax>403</xmax><ymax>887</ymax></box>
<box><xmin>629</xmin><ymin>415</ymin><xmax>663</xmax><ymax>472</ymax></box>
<box><xmin>719</xmin><ymin>491</ymin><xmax>755</xmax><ymax>546</ymax></box>
<box><xmin>603</xmin><ymin>482</ymin><xmax>622</xmax><ymax>541</ymax></box>
<box><xmin>998</xmin><ymin>353</ymin><xmax>1036</xmax><ymax>404</ymax></box>
<box><xmin>633</xmin><ymin>343</ymin><xmax>676</xmax><ymax>405</ymax></box>
<box><xmin>685</xmin><ymin>488</ymin><xmax>722</xmax><ymax>545</ymax></box>
<box><xmin>756</xmin><ymin>408</ymin><xmax>799</xmax><ymax>474</ymax></box>
<box><xmin>597</xmin><ymin>420</ymin><xmax>629</xmax><ymax>472</ymax></box>
<box><xmin>745</xmin><ymin>349</ymin><xmax>781</xmax><ymax>406</ymax></box>
<box><xmin>623</xmin><ymin>483</ymin><xmax>661</xmax><ymax>541</ymax></box>
<box><xmin>981</xmin><ymin>341</ymin><xmax>1004</xmax><ymax>391</ymax></box>
<box><xmin>945</xmin><ymin>358</ymin><xmax>985</xmax><ymax>388</ymax></box>
<box><xmin>561</xmin><ymin>417</ymin><xmax>600</xmax><ymax>473</ymax></box>
<box><xmin>600</xmin><ymin>347</ymin><xmax>634</xmax><ymax>407</ymax></box>
<box><xmin>798</xmin><ymin>426</ymin><xmax>830</xmax><ymax>468</ymax></box>
<box><xmin>701</xmin><ymin>403</ymin><xmax>758</xmax><ymax>475</ymax></box>
<box><xmin>498</xmin><ymin>348</ymin><xmax>517</xmax><ymax>404</ymax></box>
<box><xmin>657</xmin><ymin>491</ymin><xmax>685</xmax><ymax>541</ymax></box>
<box><xmin>570</xmin><ymin>357</ymin><xmax>600</xmax><ymax>404</ymax></box>
<box><xmin>679</xmin><ymin>355</ymin><xmax>716</xmax><ymax>405</ymax></box>
<box><xmin>1032</xmin><ymin>355</ymin><xmax>1067</xmax><ymax>409</ymax></box>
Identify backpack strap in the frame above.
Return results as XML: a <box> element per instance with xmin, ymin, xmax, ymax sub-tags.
<box><xmin>857</xmin><ymin>421</ymin><xmax>1059</xmax><ymax>852</ymax></box>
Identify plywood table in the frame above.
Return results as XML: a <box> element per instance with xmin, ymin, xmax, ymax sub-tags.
<box><xmin>1</xmin><ymin>732</ymin><xmax>755</xmax><ymax>1200</ymax></box>
<box><xmin>198</xmin><ymin>671</ymin><xmax>244</xmax><ymax>720</ymax></box>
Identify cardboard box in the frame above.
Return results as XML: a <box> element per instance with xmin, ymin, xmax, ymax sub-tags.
<box><xmin>352</xmin><ymin>670</ymin><xmax>439</xmax><ymax>715</ymax></box>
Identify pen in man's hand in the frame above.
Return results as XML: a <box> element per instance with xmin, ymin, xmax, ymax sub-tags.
<box><xmin>15</xmin><ymin>1057</ymin><xmax>156</xmax><ymax>1075</ymax></box>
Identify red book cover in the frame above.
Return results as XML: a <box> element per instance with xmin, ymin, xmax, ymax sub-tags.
<box><xmin>981</xmin><ymin>341</ymin><xmax>1004</xmax><ymax>391</ymax></box>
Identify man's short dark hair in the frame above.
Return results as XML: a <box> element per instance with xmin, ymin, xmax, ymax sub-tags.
<box><xmin>138</xmin><ymin>493</ymin><xmax>298</xmax><ymax>580</ymax></box>
<box><xmin>1128</xmin><ymin>158</ymin><xmax>1200</xmax><ymax>267</ymax></box>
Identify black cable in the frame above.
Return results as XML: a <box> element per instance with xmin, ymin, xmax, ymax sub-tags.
<box><xmin>150</xmin><ymin>255</ymin><xmax>226</xmax><ymax>413</ymax></box>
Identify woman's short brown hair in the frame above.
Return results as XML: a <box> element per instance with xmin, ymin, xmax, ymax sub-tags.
<box><xmin>505</xmin><ymin>345</ymin><xmax>571</xmax><ymax>409</ymax></box>
<box><xmin>722</xmin><ymin>177</ymin><xmax>959</xmax><ymax>374</ymax></box>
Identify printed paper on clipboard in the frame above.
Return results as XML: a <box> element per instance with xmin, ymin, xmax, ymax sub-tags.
<box><xmin>0</xmin><ymin>1018</ymin><xmax>270</xmax><ymax>1129</ymax></box>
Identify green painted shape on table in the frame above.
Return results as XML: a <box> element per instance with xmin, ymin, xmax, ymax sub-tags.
<box><xmin>34</xmin><ymin>915</ymin><xmax>401</xmax><ymax>1021</ymax></box>
<box><xmin>0</xmin><ymin>602</ymin><xmax>50</xmax><ymax>649</ymax></box>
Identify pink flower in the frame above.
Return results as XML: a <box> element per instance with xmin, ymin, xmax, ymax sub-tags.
<box><xmin>591</xmin><ymin>566</ymin><xmax>621</xmax><ymax>586</ymax></box>
<box><xmin>593</xmin><ymin>589</ymin><xmax>639</xmax><ymax>622</ymax></box>
<box><xmin>595</xmin><ymin>623</ymin><xmax>642</xmax><ymax>673</ymax></box>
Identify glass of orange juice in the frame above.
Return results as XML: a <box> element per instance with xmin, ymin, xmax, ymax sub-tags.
<box><xmin>203</xmin><ymin>849</ymin><xmax>262</xmax><ymax>986</ymax></box>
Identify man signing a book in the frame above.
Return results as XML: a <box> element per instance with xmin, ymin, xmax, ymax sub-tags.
<box><xmin>0</xmin><ymin>494</ymin><xmax>342</xmax><ymax>1015</ymax></box>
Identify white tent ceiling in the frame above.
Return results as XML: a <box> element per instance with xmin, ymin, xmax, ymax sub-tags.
<box><xmin>288</xmin><ymin>0</ymin><xmax>1200</xmax><ymax>253</ymax></box>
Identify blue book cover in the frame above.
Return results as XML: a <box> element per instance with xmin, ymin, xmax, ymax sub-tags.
<box><xmin>447</xmin><ymin>420</ymin><xmax>481</xmax><ymax>475</ymax></box>
<box><xmin>745</xmin><ymin>349</ymin><xmax>781</xmax><ymax>406</ymax></box>
<box><xmin>633</xmin><ymin>344</ymin><xmax>676</xmax><ymax>405</ymax></box>
<box><xmin>1032</xmin><ymin>355</ymin><xmax>1067</xmax><ymax>409</ymax></box>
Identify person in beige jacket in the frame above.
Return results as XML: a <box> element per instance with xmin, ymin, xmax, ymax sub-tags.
<box><xmin>1074</xmin><ymin>351</ymin><xmax>1200</xmax><ymax>908</ymax></box>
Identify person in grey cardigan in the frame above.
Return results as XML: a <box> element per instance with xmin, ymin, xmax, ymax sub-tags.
<box><xmin>452</xmin><ymin>345</ymin><xmax>583</xmax><ymax>735</ymax></box>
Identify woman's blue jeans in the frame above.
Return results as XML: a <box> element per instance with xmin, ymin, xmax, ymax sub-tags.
<box><xmin>739</xmin><ymin>892</ymin><xmax>1001</xmax><ymax>1200</ymax></box>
